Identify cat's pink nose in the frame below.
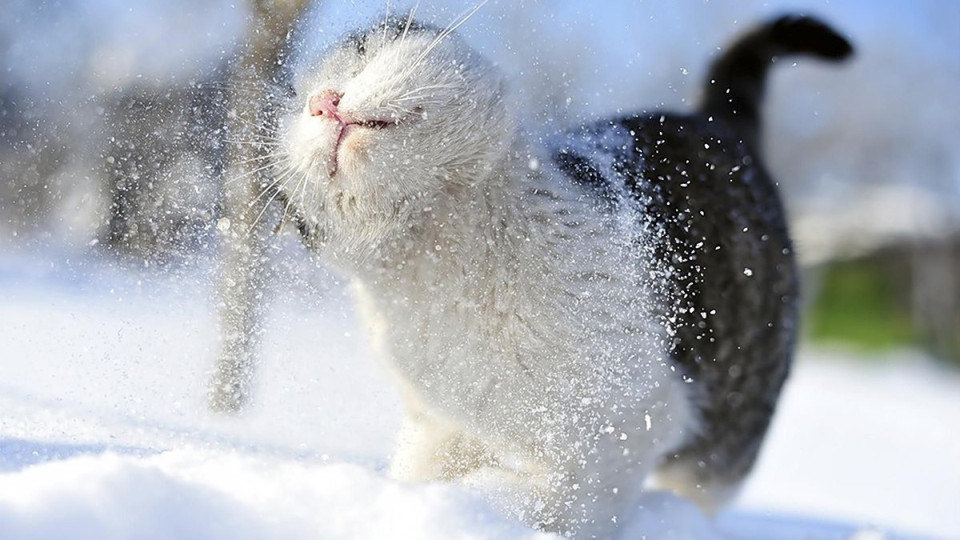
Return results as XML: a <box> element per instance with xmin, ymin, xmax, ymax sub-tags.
<box><xmin>309</xmin><ymin>90</ymin><xmax>342</xmax><ymax>118</ymax></box>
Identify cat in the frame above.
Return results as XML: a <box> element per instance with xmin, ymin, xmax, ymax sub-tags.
<box><xmin>270</xmin><ymin>12</ymin><xmax>852</xmax><ymax>539</ymax></box>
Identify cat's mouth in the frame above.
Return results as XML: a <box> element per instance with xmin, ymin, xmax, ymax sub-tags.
<box><xmin>328</xmin><ymin>112</ymin><xmax>424</xmax><ymax>178</ymax></box>
<box><xmin>328</xmin><ymin>119</ymin><xmax>399</xmax><ymax>178</ymax></box>
<box><xmin>308</xmin><ymin>90</ymin><xmax>424</xmax><ymax>178</ymax></box>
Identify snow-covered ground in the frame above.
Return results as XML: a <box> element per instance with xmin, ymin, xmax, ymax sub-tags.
<box><xmin>0</xmin><ymin>248</ymin><xmax>957</xmax><ymax>540</ymax></box>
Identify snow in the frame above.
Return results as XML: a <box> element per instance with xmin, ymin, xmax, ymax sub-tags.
<box><xmin>1</xmin><ymin>250</ymin><xmax>957</xmax><ymax>540</ymax></box>
<box><xmin>0</xmin><ymin>452</ymin><xmax>558</xmax><ymax>540</ymax></box>
<box><xmin>741</xmin><ymin>351</ymin><xmax>960</xmax><ymax>538</ymax></box>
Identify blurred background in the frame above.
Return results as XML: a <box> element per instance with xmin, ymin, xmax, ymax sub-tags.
<box><xmin>1</xmin><ymin>0</ymin><xmax>958</xmax><ymax>538</ymax></box>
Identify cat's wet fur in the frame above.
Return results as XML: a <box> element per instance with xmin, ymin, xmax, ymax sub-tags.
<box><xmin>271</xmin><ymin>12</ymin><xmax>852</xmax><ymax>539</ymax></box>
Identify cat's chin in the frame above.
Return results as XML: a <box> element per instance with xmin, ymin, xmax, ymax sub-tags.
<box><xmin>331</xmin><ymin>126</ymin><xmax>378</xmax><ymax>179</ymax></box>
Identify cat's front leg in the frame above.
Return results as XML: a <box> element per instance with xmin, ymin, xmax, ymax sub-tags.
<box><xmin>389</xmin><ymin>392</ymin><xmax>495</xmax><ymax>482</ymax></box>
<box><xmin>533</xmin><ymin>440</ymin><xmax>656</xmax><ymax>540</ymax></box>
<box><xmin>529</xmin><ymin>394</ymin><xmax>697</xmax><ymax>540</ymax></box>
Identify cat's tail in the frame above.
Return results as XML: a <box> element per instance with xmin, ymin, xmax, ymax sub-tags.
<box><xmin>700</xmin><ymin>14</ymin><xmax>853</xmax><ymax>146</ymax></box>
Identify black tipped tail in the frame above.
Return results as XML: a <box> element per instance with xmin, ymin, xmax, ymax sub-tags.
<box><xmin>700</xmin><ymin>14</ymin><xmax>853</xmax><ymax>146</ymax></box>
<box><xmin>766</xmin><ymin>15</ymin><xmax>854</xmax><ymax>60</ymax></box>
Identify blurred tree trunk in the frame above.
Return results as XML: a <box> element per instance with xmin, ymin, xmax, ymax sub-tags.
<box><xmin>210</xmin><ymin>0</ymin><xmax>310</xmax><ymax>413</ymax></box>
<box><xmin>911</xmin><ymin>238</ymin><xmax>960</xmax><ymax>362</ymax></box>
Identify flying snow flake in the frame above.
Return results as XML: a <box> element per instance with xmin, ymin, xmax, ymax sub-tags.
<box><xmin>743</xmin><ymin>268</ymin><xmax>753</xmax><ymax>277</ymax></box>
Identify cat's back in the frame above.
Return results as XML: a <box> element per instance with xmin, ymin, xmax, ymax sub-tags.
<box><xmin>553</xmin><ymin>111</ymin><xmax>799</xmax><ymax>481</ymax></box>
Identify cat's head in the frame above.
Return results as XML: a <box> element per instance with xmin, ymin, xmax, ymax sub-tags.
<box><xmin>279</xmin><ymin>16</ymin><xmax>512</xmax><ymax>253</ymax></box>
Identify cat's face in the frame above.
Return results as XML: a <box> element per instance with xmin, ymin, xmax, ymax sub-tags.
<box><xmin>279</xmin><ymin>18</ymin><xmax>512</xmax><ymax>250</ymax></box>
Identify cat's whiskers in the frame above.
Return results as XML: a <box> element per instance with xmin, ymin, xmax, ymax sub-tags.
<box><xmin>399</xmin><ymin>1</ymin><xmax>420</xmax><ymax>49</ymax></box>
<box><xmin>279</xmin><ymin>171</ymin><xmax>308</xmax><ymax>232</ymax></box>
<box><xmin>309</xmin><ymin>153</ymin><xmax>322</xmax><ymax>221</ymax></box>
<box><xmin>381</xmin><ymin>1</ymin><xmax>487</xmax><ymax>104</ymax></box>
<box><xmin>228</xmin><ymin>110</ymin><xmax>281</xmax><ymax>135</ymax></box>
<box><xmin>394</xmin><ymin>83</ymin><xmax>458</xmax><ymax>101</ymax></box>
<box><xmin>231</xmin><ymin>150</ymin><xmax>290</xmax><ymax>168</ymax></box>
<box><xmin>410</xmin><ymin>1</ymin><xmax>488</xmax><ymax>72</ymax></box>
<box><xmin>382</xmin><ymin>0</ymin><xmax>392</xmax><ymax>43</ymax></box>
<box><xmin>298</xmin><ymin>164</ymin><xmax>315</xmax><ymax>220</ymax></box>
<box><xmin>226</xmin><ymin>139</ymin><xmax>284</xmax><ymax>147</ymax></box>
<box><xmin>248</xmin><ymin>165</ymin><xmax>299</xmax><ymax>234</ymax></box>
<box><xmin>223</xmin><ymin>159</ymin><xmax>287</xmax><ymax>186</ymax></box>
<box><xmin>248</xmin><ymin>164</ymin><xmax>296</xmax><ymax>207</ymax></box>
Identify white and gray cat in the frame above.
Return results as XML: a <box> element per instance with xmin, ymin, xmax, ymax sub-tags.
<box><xmin>269</xmin><ymin>12</ymin><xmax>851</xmax><ymax>539</ymax></box>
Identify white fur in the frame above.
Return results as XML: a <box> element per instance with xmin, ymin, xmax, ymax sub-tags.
<box><xmin>280</xmin><ymin>22</ymin><xmax>700</xmax><ymax>539</ymax></box>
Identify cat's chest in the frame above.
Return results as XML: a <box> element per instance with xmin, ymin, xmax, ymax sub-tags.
<box><xmin>360</xmin><ymin>262</ymin><xmax>549</xmax><ymax>365</ymax></box>
<box><xmin>351</xmin><ymin>270</ymin><xmax>565</xmax><ymax>433</ymax></box>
